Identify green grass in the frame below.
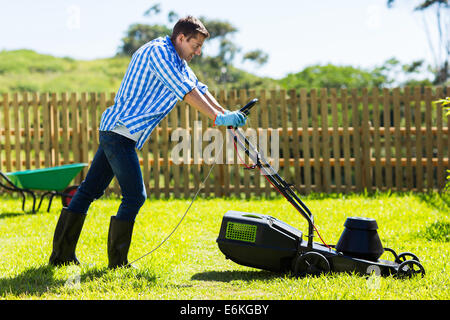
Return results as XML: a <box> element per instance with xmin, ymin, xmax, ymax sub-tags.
<box><xmin>0</xmin><ymin>192</ymin><xmax>449</xmax><ymax>300</ymax></box>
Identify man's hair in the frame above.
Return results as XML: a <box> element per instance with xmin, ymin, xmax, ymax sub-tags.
<box><xmin>170</xmin><ymin>16</ymin><xmax>209</xmax><ymax>43</ymax></box>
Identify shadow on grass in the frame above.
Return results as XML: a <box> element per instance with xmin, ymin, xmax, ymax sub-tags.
<box><xmin>0</xmin><ymin>207</ymin><xmax>49</xmax><ymax>219</ymax></box>
<box><xmin>416</xmin><ymin>192</ymin><xmax>450</xmax><ymax>212</ymax></box>
<box><xmin>191</xmin><ymin>270</ymin><xmax>282</xmax><ymax>282</ymax></box>
<box><xmin>0</xmin><ymin>264</ymin><xmax>157</xmax><ymax>297</ymax></box>
<box><xmin>0</xmin><ymin>211</ymin><xmax>34</xmax><ymax>220</ymax></box>
<box><xmin>0</xmin><ymin>212</ymin><xmax>24</xmax><ymax>219</ymax></box>
<box><xmin>0</xmin><ymin>265</ymin><xmax>63</xmax><ymax>296</ymax></box>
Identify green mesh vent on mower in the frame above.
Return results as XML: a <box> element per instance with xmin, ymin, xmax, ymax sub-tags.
<box><xmin>225</xmin><ymin>222</ymin><xmax>257</xmax><ymax>243</ymax></box>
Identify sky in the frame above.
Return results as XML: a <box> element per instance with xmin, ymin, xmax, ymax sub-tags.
<box><xmin>0</xmin><ymin>0</ymin><xmax>440</xmax><ymax>79</ymax></box>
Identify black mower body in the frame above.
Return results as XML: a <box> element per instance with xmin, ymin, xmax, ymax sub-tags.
<box><xmin>217</xmin><ymin>211</ymin><xmax>420</xmax><ymax>277</ymax></box>
<box><xmin>217</xmin><ymin>211</ymin><xmax>302</xmax><ymax>272</ymax></box>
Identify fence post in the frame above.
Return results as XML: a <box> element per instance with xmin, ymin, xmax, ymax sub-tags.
<box><xmin>341</xmin><ymin>89</ymin><xmax>352</xmax><ymax>193</ymax></box>
<box><xmin>361</xmin><ymin>88</ymin><xmax>371</xmax><ymax>191</ymax></box>
<box><xmin>330</xmin><ymin>88</ymin><xmax>341</xmax><ymax>193</ymax></box>
<box><xmin>290</xmin><ymin>88</ymin><xmax>301</xmax><ymax>192</ymax></box>
<box><xmin>151</xmin><ymin>121</ymin><xmax>160</xmax><ymax>199</ymax></box>
<box><xmin>435</xmin><ymin>86</ymin><xmax>444</xmax><ymax>190</ymax></box>
<box><xmin>393</xmin><ymin>87</ymin><xmax>402</xmax><ymax>191</ymax></box>
<box><xmin>310</xmin><ymin>89</ymin><xmax>321</xmax><ymax>192</ymax></box>
<box><xmin>320</xmin><ymin>88</ymin><xmax>331</xmax><ymax>193</ymax></box>
<box><xmin>32</xmin><ymin>92</ymin><xmax>40</xmax><ymax>169</ymax></box>
<box><xmin>50</xmin><ymin>93</ymin><xmax>59</xmax><ymax>167</ymax></box>
<box><xmin>3</xmin><ymin>93</ymin><xmax>11</xmax><ymax>172</ymax></box>
<box><xmin>413</xmin><ymin>87</ymin><xmax>423</xmax><ymax>191</ymax></box>
<box><xmin>13</xmin><ymin>93</ymin><xmax>21</xmax><ymax>171</ymax></box>
<box><xmin>41</xmin><ymin>93</ymin><xmax>52</xmax><ymax>168</ymax></box>
<box><xmin>424</xmin><ymin>87</ymin><xmax>433</xmax><ymax>190</ymax></box>
<box><xmin>372</xmin><ymin>87</ymin><xmax>382</xmax><ymax>190</ymax></box>
<box><xmin>61</xmin><ymin>92</ymin><xmax>70</xmax><ymax>165</ymax></box>
<box><xmin>351</xmin><ymin>89</ymin><xmax>362</xmax><ymax>192</ymax></box>
<box><xmin>162</xmin><ymin>114</ymin><xmax>170</xmax><ymax>198</ymax></box>
<box><xmin>23</xmin><ymin>92</ymin><xmax>31</xmax><ymax>169</ymax></box>
<box><xmin>403</xmin><ymin>87</ymin><xmax>413</xmax><ymax>190</ymax></box>
<box><xmin>382</xmin><ymin>88</ymin><xmax>392</xmax><ymax>190</ymax></box>
<box><xmin>79</xmin><ymin>93</ymin><xmax>89</xmax><ymax>179</ymax></box>
<box><xmin>300</xmin><ymin>88</ymin><xmax>311</xmax><ymax>194</ymax></box>
<box><xmin>280</xmin><ymin>89</ymin><xmax>290</xmax><ymax>189</ymax></box>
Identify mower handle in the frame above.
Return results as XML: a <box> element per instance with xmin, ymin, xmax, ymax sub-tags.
<box><xmin>227</xmin><ymin>98</ymin><xmax>258</xmax><ymax>130</ymax></box>
<box><xmin>239</xmin><ymin>98</ymin><xmax>258</xmax><ymax>116</ymax></box>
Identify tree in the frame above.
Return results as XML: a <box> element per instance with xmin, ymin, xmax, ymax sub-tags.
<box><xmin>243</xmin><ymin>50</ymin><xmax>269</xmax><ymax>67</ymax></box>
<box><xmin>198</xmin><ymin>16</ymin><xmax>238</xmax><ymax>40</ymax></box>
<box><xmin>116</xmin><ymin>3</ymin><xmax>270</xmax><ymax>88</ymax></box>
<box><xmin>387</xmin><ymin>0</ymin><xmax>449</xmax><ymax>84</ymax></box>
<box><xmin>117</xmin><ymin>24</ymin><xmax>170</xmax><ymax>56</ymax></box>
<box><xmin>372</xmin><ymin>57</ymin><xmax>433</xmax><ymax>87</ymax></box>
<box><xmin>278</xmin><ymin>64</ymin><xmax>388</xmax><ymax>90</ymax></box>
<box><xmin>277</xmin><ymin>58</ymin><xmax>433</xmax><ymax>90</ymax></box>
<box><xmin>117</xmin><ymin>5</ymin><xmax>269</xmax><ymax>67</ymax></box>
<box><xmin>117</xmin><ymin>3</ymin><xmax>172</xmax><ymax>56</ymax></box>
<box><xmin>197</xmin><ymin>16</ymin><xmax>239</xmax><ymax>66</ymax></box>
<box><xmin>143</xmin><ymin>4</ymin><xmax>161</xmax><ymax>17</ymax></box>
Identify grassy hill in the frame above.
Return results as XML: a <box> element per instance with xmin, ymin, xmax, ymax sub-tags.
<box><xmin>0</xmin><ymin>50</ymin><xmax>133</xmax><ymax>94</ymax></box>
<box><xmin>0</xmin><ymin>49</ymin><xmax>279</xmax><ymax>94</ymax></box>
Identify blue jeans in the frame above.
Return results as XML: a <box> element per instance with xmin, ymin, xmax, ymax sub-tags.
<box><xmin>68</xmin><ymin>131</ymin><xmax>147</xmax><ymax>222</ymax></box>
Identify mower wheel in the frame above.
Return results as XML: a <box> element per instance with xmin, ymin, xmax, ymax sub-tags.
<box><xmin>293</xmin><ymin>252</ymin><xmax>330</xmax><ymax>277</ymax></box>
<box><xmin>396</xmin><ymin>260</ymin><xmax>425</xmax><ymax>279</ymax></box>
<box><xmin>61</xmin><ymin>185</ymin><xmax>79</xmax><ymax>207</ymax></box>
<box><xmin>396</xmin><ymin>252</ymin><xmax>420</xmax><ymax>264</ymax></box>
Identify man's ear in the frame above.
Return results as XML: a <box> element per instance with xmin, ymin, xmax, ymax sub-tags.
<box><xmin>176</xmin><ymin>33</ymin><xmax>186</xmax><ymax>44</ymax></box>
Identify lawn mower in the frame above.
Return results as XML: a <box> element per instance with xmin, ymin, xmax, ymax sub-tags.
<box><xmin>216</xmin><ymin>99</ymin><xmax>425</xmax><ymax>279</ymax></box>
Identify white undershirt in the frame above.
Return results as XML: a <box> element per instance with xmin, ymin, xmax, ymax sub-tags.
<box><xmin>110</xmin><ymin>124</ymin><xmax>143</xmax><ymax>141</ymax></box>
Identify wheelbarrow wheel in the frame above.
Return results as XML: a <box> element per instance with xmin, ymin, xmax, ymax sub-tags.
<box><xmin>293</xmin><ymin>252</ymin><xmax>330</xmax><ymax>277</ymax></box>
<box><xmin>61</xmin><ymin>185</ymin><xmax>79</xmax><ymax>207</ymax></box>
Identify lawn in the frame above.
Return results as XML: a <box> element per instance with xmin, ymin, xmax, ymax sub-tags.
<box><xmin>0</xmin><ymin>191</ymin><xmax>448</xmax><ymax>300</ymax></box>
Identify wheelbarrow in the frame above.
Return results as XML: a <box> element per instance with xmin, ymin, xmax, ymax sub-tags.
<box><xmin>0</xmin><ymin>163</ymin><xmax>88</xmax><ymax>213</ymax></box>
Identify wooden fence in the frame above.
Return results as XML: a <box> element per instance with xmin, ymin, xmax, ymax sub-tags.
<box><xmin>1</xmin><ymin>86</ymin><xmax>449</xmax><ymax>198</ymax></box>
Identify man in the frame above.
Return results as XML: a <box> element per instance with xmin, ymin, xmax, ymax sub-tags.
<box><xmin>49</xmin><ymin>16</ymin><xmax>246</xmax><ymax>269</ymax></box>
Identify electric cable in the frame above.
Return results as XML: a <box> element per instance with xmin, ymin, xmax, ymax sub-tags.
<box><xmin>126</xmin><ymin>142</ymin><xmax>223</xmax><ymax>267</ymax></box>
<box><xmin>127</xmin><ymin>112</ymin><xmax>331</xmax><ymax>267</ymax></box>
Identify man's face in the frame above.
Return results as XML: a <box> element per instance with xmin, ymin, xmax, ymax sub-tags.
<box><xmin>175</xmin><ymin>33</ymin><xmax>205</xmax><ymax>62</ymax></box>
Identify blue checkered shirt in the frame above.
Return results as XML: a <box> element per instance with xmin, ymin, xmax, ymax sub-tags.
<box><xmin>99</xmin><ymin>36</ymin><xmax>208</xmax><ymax>150</ymax></box>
